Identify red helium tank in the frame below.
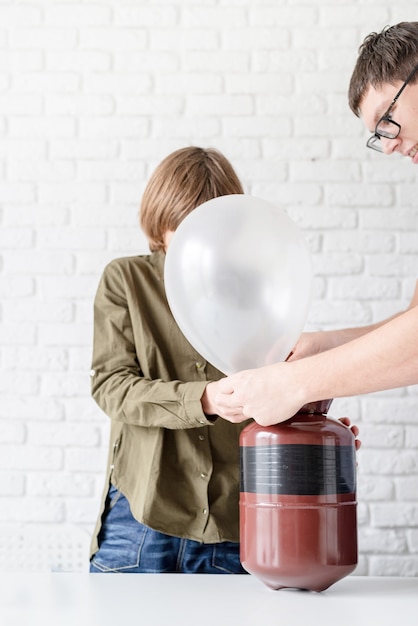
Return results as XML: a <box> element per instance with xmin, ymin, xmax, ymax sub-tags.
<box><xmin>239</xmin><ymin>401</ymin><xmax>357</xmax><ymax>592</ymax></box>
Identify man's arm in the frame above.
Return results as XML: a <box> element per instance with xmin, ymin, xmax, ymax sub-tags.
<box><xmin>288</xmin><ymin>279</ymin><xmax>418</xmax><ymax>360</ymax></box>
<box><xmin>213</xmin><ymin>305</ymin><xmax>418</xmax><ymax>426</ymax></box>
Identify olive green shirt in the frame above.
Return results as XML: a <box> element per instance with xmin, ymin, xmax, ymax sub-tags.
<box><xmin>90</xmin><ymin>251</ymin><xmax>250</xmax><ymax>557</ymax></box>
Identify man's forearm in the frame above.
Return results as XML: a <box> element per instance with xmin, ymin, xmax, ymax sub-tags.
<box><xmin>318</xmin><ymin>278</ymin><xmax>418</xmax><ymax>351</ymax></box>
<box><xmin>303</xmin><ymin>306</ymin><xmax>418</xmax><ymax>402</ymax></box>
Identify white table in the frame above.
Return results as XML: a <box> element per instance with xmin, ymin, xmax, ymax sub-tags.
<box><xmin>1</xmin><ymin>573</ymin><xmax>417</xmax><ymax>626</ymax></box>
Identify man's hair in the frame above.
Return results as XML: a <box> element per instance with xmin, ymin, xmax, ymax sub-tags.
<box><xmin>140</xmin><ymin>146</ymin><xmax>244</xmax><ymax>252</ymax></box>
<box><xmin>348</xmin><ymin>22</ymin><xmax>418</xmax><ymax>117</ymax></box>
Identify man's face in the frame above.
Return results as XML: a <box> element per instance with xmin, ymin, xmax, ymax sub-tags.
<box><xmin>360</xmin><ymin>80</ymin><xmax>418</xmax><ymax>163</ymax></box>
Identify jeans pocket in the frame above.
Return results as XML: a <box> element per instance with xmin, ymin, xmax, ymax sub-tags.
<box><xmin>91</xmin><ymin>486</ymin><xmax>147</xmax><ymax>573</ymax></box>
<box><xmin>212</xmin><ymin>543</ymin><xmax>247</xmax><ymax>574</ymax></box>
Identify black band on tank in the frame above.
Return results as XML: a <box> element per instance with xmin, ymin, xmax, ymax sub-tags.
<box><xmin>240</xmin><ymin>444</ymin><xmax>356</xmax><ymax>495</ymax></box>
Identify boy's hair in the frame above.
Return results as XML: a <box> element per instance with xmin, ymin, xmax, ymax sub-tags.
<box><xmin>140</xmin><ymin>146</ymin><xmax>244</xmax><ymax>252</ymax></box>
<box><xmin>348</xmin><ymin>22</ymin><xmax>418</xmax><ymax>117</ymax></box>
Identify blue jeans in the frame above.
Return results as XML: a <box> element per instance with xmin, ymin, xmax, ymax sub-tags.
<box><xmin>90</xmin><ymin>485</ymin><xmax>247</xmax><ymax>574</ymax></box>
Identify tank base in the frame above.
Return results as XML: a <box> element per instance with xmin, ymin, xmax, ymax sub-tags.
<box><xmin>242</xmin><ymin>563</ymin><xmax>357</xmax><ymax>592</ymax></box>
<box><xmin>240</xmin><ymin>499</ymin><xmax>357</xmax><ymax>592</ymax></box>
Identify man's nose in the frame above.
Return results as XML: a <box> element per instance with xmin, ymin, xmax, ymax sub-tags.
<box><xmin>380</xmin><ymin>135</ymin><xmax>401</xmax><ymax>155</ymax></box>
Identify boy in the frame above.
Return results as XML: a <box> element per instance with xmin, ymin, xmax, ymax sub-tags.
<box><xmin>89</xmin><ymin>147</ymin><xmax>249</xmax><ymax>573</ymax></box>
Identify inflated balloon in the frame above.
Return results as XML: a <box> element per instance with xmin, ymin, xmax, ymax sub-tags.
<box><xmin>164</xmin><ymin>194</ymin><xmax>312</xmax><ymax>374</ymax></box>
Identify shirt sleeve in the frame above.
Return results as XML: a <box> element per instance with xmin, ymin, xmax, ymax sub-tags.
<box><xmin>90</xmin><ymin>260</ymin><xmax>215</xmax><ymax>430</ymax></box>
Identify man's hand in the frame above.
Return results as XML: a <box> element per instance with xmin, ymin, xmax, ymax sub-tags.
<box><xmin>203</xmin><ymin>377</ymin><xmax>361</xmax><ymax>450</ymax></box>
<box><xmin>214</xmin><ymin>363</ymin><xmax>307</xmax><ymax>426</ymax></box>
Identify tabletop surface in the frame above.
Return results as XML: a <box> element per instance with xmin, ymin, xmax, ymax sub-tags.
<box><xmin>1</xmin><ymin>572</ymin><xmax>417</xmax><ymax>626</ymax></box>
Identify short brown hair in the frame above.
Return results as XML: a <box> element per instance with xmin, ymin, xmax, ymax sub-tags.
<box><xmin>348</xmin><ymin>22</ymin><xmax>418</xmax><ymax>116</ymax></box>
<box><xmin>140</xmin><ymin>146</ymin><xmax>244</xmax><ymax>252</ymax></box>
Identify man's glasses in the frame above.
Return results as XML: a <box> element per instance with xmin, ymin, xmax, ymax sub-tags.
<box><xmin>367</xmin><ymin>62</ymin><xmax>418</xmax><ymax>152</ymax></box>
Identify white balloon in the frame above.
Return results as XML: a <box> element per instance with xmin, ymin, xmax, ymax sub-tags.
<box><xmin>164</xmin><ymin>194</ymin><xmax>313</xmax><ymax>375</ymax></box>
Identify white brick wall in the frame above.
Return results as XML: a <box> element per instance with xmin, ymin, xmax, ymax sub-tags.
<box><xmin>0</xmin><ymin>0</ymin><xmax>417</xmax><ymax>575</ymax></box>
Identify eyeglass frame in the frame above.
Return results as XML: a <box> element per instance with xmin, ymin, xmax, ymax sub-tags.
<box><xmin>366</xmin><ymin>62</ymin><xmax>418</xmax><ymax>152</ymax></box>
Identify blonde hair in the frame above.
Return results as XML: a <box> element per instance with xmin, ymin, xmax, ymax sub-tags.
<box><xmin>140</xmin><ymin>146</ymin><xmax>244</xmax><ymax>252</ymax></box>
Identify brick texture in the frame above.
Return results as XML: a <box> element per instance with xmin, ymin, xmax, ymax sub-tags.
<box><xmin>0</xmin><ymin>0</ymin><xmax>417</xmax><ymax>574</ymax></box>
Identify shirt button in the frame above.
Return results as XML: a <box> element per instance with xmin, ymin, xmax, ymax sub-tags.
<box><xmin>202</xmin><ymin>508</ymin><xmax>208</xmax><ymax>515</ymax></box>
<box><xmin>90</xmin><ymin>369</ymin><xmax>96</xmax><ymax>377</ymax></box>
<box><xmin>200</xmin><ymin>472</ymin><xmax>207</xmax><ymax>479</ymax></box>
<box><xmin>198</xmin><ymin>434</ymin><xmax>205</xmax><ymax>441</ymax></box>
<box><xmin>195</xmin><ymin>361</ymin><xmax>203</xmax><ymax>370</ymax></box>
